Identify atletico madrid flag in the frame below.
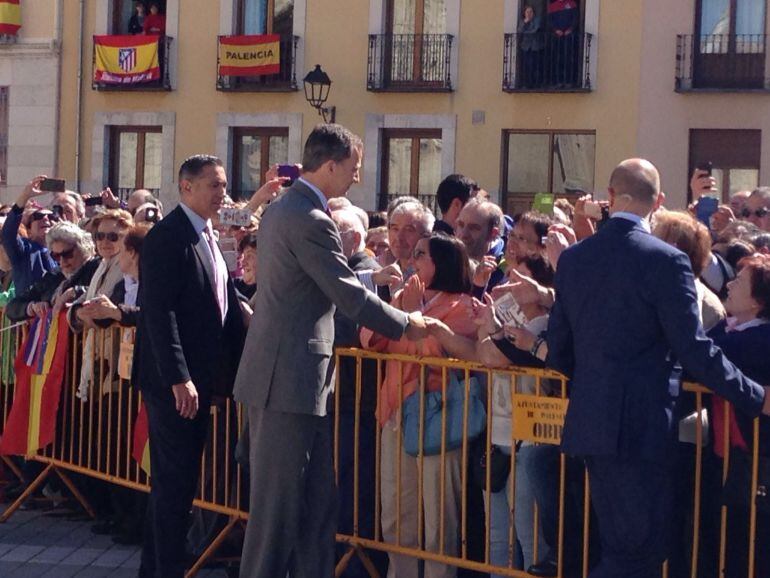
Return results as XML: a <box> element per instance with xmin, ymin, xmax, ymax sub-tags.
<box><xmin>132</xmin><ymin>402</ymin><xmax>151</xmax><ymax>476</ymax></box>
<box><xmin>93</xmin><ymin>35</ymin><xmax>160</xmax><ymax>84</ymax></box>
<box><xmin>0</xmin><ymin>0</ymin><xmax>21</xmax><ymax>36</ymax></box>
<box><xmin>0</xmin><ymin>311</ymin><xmax>69</xmax><ymax>457</ymax></box>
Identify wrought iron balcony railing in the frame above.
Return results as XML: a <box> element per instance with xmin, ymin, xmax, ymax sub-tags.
<box><xmin>676</xmin><ymin>34</ymin><xmax>769</xmax><ymax>91</ymax></box>
<box><xmin>503</xmin><ymin>32</ymin><xmax>593</xmax><ymax>92</ymax></box>
<box><xmin>367</xmin><ymin>34</ymin><xmax>453</xmax><ymax>92</ymax></box>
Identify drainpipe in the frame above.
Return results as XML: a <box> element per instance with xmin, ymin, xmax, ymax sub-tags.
<box><xmin>74</xmin><ymin>0</ymin><xmax>85</xmax><ymax>190</ymax></box>
<box><xmin>52</xmin><ymin>0</ymin><xmax>63</xmax><ymax>178</ymax></box>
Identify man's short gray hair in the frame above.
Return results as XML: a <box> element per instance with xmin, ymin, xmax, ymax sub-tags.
<box><xmin>302</xmin><ymin>124</ymin><xmax>363</xmax><ymax>173</ymax></box>
<box><xmin>55</xmin><ymin>191</ymin><xmax>86</xmax><ymax>219</ymax></box>
<box><xmin>390</xmin><ymin>201</ymin><xmax>435</xmax><ymax>234</ymax></box>
<box><xmin>462</xmin><ymin>198</ymin><xmax>503</xmax><ymax>233</ymax></box>
<box><xmin>46</xmin><ymin>221</ymin><xmax>95</xmax><ymax>260</ymax></box>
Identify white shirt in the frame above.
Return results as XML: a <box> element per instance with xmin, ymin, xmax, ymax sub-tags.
<box><xmin>612</xmin><ymin>211</ymin><xmax>651</xmax><ymax>234</ymax></box>
<box><xmin>179</xmin><ymin>202</ymin><xmax>229</xmax><ymax>321</ymax></box>
<box><xmin>124</xmin><ymin>275</ymin><xmax>139</xmax><ymax>307</ymax></box>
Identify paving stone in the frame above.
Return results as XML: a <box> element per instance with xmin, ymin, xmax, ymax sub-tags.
<box><xmin>0</xmin><ymin>544</ymin><xmax>46</xmax><ymax>562</ymax></box>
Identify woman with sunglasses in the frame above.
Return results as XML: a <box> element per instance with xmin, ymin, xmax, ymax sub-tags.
<box><xmin>6</xmin><ymin>221</ymin><xmax>98</xmax><ymax>322</ymax></box>
<box><xmin>361</xmin><ymin>232</ymin><xmax>477</xmax><ymax>578</ymax></box>
<box><xmin>67</xmin><ymin>209</ymin><xmax>133</xmax><ymax>399</ymax></box>
<box><xmin>1</xmin><ymin>176</ymin><xmax>59</xmax><ymax>294</ymax></box>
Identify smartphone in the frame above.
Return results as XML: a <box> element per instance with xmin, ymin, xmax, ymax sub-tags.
<box><xmin>40</xmin><ymin>178</ymin><xmax>66</xmax><ymax>193</ymax></box>
<box><xmin>696</xmin><ymin>196</ymin><xmax>719</xmax><ymax>227</ymax></box>
<box><xmin>84</xmin><ymin>196</ymin><xmax>103</xmax><ymax>207</ymax></box>
<box><xmin>277</xmin><ymin>164</ymin><xmax>301</xmax><ymax>186</ymax></box>
<box><xmin>144</xmin><ymin>207</ymin><xmax>159</xmax><ymax>223</ymax></box>
<box><xmin>697</xmin><ymin>161</ymin><xmax>713</xmax><ymax>177</ymax></box>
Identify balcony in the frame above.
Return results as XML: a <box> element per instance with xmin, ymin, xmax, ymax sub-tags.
<box><xmin>217</xmin><ymin>35</ymin><xmax>299</xmax><ymax>92</ymax></box>
<box><xmin>92</xmin><ymin>35</ymin><xmax>173</xmax><ymax>92</ymax></box>
<box><xmin>503</xmin><ymin>32</ymin><xmax>593</xmax><ymax>92</ymax></box>
<box><xmin>367</xmin><ymin>34</ymin><xmax>453</xmax><ymax>92</ymax></box>
<box><xmin>676</xmin><ymin>34</ymin><xmax>770</xmax><ymax>92</ymax></box>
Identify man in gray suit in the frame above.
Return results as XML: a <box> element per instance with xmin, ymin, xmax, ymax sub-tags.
<box><xmin>234</xmin><ymin>124</ymin><xmax>428</xmax><ymax>578</ymax></box>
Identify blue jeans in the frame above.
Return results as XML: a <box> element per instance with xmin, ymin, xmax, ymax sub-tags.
<box><xmin>484</xmin><ymin>445</ymin><xmax>543</xmax><ymax>577</ymax></box>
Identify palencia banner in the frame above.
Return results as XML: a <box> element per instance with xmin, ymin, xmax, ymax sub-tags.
<box><xmin>94</xmin><ymin>35</ymin><xmax>161</xmax><ymax>84</ymax></box>
<box><xmin>218</xmin><ymin>34</ymin><xmax>281</xmax><ymax>77</ymax></box>
<box><xmin>0</xmin><ymin>0</ymin><xmax>20</xmax><ymax>36</ymax></box>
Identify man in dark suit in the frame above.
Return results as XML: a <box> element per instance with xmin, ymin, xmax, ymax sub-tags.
<box><xmin>234</xmin><ymin>124</ymin><xmax>428</xmax><ymax>578</ymax></box>
<box><xmin>546</xmin><ymin>158</ymin><xmax>770</xmax><ymax>577</ymax></box>
<box><xmin>134</xmin><ymin>155</ymin><xmax>246</xmax><ymax>578</ymax></box>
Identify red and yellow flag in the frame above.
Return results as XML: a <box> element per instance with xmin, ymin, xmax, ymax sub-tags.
<box><xmin>93</xmin><ymin>35</ymin><xmax>160</xmax><ymax>84</ymax></box>
<box><xmin>218</xmin><ymin>34</ymin><xmax>280</xmax><ymax>77</ymax></box>
<box><xmin>0</xmin><ymin>311</ymin><xmax>69</xmax><ymax>457</ymax></box>
<box><xmin>0</xmin><ymin>0</ymin><xmax>20</xmax><ymax>36</ymax></box>
<box><xmin>132</xmin><ymin>402</ymin><xmax>151</xmax><ymax>476</ymax></box>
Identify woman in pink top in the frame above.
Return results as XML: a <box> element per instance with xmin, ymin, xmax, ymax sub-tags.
<box><xmin>361</xmin><ymin>233</ymin><xmax>477</xmax><ymax>578</ymax></box>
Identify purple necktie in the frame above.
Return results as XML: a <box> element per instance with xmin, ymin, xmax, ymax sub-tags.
<box><xmin>204</xmin><ymin>225</ymin><xmax>227</xmax><ymax>323</ymax></box>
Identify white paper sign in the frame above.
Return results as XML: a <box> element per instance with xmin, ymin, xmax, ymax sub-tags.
<box><xmin>219</xmin><ymin>207</ymin><xmax>252</xmax><ymax>227</ymax></box>
<box><xmin>494</xmin><ymin>292</ymin><xmax>527</xmax><ymax>328</ymax></box>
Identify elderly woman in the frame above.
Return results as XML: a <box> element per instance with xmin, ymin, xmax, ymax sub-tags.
<box><xmin>362</xmin><ymin>233</ymin><xmax>476</xmax><ymax>578</ymax></box>
<box><xmin>653</xmin><ymin>211</ymin><xmax>725</xmax><ymax>331</ymax></box>
<box><xmin>6</xmin><ymin>222</ymin><xmax>98</xmax><ymax>322</ymax></box>
<box><xmin>68</xmin><ymin>209</ymin><xmax>133</xmax><ymax>400</ymax></box>
<box><xmin>707</xmin><ymin>254</ymin><xmax>770</xmax><ymax>577</ymax></box>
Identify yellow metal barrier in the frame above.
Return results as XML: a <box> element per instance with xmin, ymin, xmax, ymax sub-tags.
<box><xmin>0</xmin><ymin>320</ymin><xmax>764</xmax><ymax>578</ymax></box>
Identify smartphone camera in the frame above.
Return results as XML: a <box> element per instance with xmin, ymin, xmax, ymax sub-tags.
<box><xmin>277</xmin><ymin>164</ymin><xmax>301</xmax><ymax>187</ymax></box>
<box><xmin>51</xmin><ymin>205</ymin><xmax>64</xmax><ymax>220</ymax></box>
<box><xmin>144</xmin><ymin>207</ymin><xmax>159</xmax><ymax>223</ymax></box>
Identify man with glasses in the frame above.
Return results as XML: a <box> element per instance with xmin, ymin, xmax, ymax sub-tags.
<box><xmin>51</xmin><ymin>191</ymin><xmax>85</xmax><ymax>224</ymax></box>
<box><xmin>740</xmin><ymin>187</ymin><xmax>770</xmax><ymax>232</ymax></box>
<box><xmin>2</xmin><ymin>176</ymin><xmax>59</xmax><ymax>293</ymax></box>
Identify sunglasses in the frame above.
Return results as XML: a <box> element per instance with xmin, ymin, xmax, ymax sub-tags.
<box><xmin>31</xmin><ymin>211</ymin><xmax>57</xmax><ymax>222</ymax></box>
<box><xmin>741</xmin><ymin>207</ymin><xmax>770</xmax><ymax>219</ymax></box>
<box><xmin>95</xmin><ymin>232</ymin><xmax>122</xmax><ymax>242</ymax></box>
<box><xmin>51</xmin><ymin>247</ymin><xmax>76</xmax><ymax>261</ymax></box>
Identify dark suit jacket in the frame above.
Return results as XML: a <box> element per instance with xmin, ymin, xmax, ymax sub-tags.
<box><xmin>92</xmin><ymin>279</ymin><xmax>140</xmax><ymax>328</ymax></box>
<box><xmin>233</xmin><ymin>181</ymin><xmax>409</xmax><ymax>416</ymax></box>
<box><xmin>133</xmin><ymin>206</ymin><xmax>246</xmax><ymax>404</ymax></box>
<box><xmin>547</xmin><ymin>217</ymin><xmax>766</xmax><ymax>463</ymax></box>
<box><xmin>707</xmin><ymin>320</ymin><xmax>770</xmax><ymax>456</ymax></box>
<box><xmin>6</xmin><ymin>258</ymin><xmax>101</xmax><ymax>322</ymax></box>
<box><xmin>334</xmin><ymin>251</ymin><xmax>381</xmax><ymax>413</ymax></box>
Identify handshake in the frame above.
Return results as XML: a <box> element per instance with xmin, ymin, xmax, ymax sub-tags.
<box><xmin>404</xmin><ymin>311</ymin><xmax>440</xmax><ymax>341</ymax></box>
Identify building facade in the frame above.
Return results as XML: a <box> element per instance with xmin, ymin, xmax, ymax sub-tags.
<box><xmin>0</xmin><ymin>0</ymin><xmax>62</xmax><ymax>201</ymax></box>
<box><xmin>12</xmin><ymin>0</ymin><xmax>768</xmax><ymax>215</ymax></box>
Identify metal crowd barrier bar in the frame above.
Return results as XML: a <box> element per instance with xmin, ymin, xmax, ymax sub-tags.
<box><xmin>0</xmin><ymin>320</ymin><xmax>764</xmax><ymax>578</ymax></box>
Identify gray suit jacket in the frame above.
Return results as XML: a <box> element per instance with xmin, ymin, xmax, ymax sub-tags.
<box><xmin>233</xmin><ymin>181</ymin><xmax>409</xmax><ymax>416</ymax></box>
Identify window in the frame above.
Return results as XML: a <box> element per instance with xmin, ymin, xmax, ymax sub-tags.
<box><xmin>112</xmin><ymin>0</ymin><xmax>168</xmax><ymax>35</ymax></box>
<box><xmin>689</xmin><ymin>129</ymin><xmax>760</xmax><ymax>202</ymax></box>
<box><xmin>109</xmin><ymin>126</ymin><xmax>163</xmax><ymax>199</ymax></box>
<box><xmin>693</xmin><ymin>0</ymin><xmax>766</xmax><ymax>88</ymax></box>
<box><xmin>231</xmin><ymin>127</ymin><xmax>289</xmax><ymax>201</ymax></box>
<box><xmin>0</xmin><ymin>88</ymin><xmax>7</xmax><ymax>185</ymax></box>
<box><xmin>502</xmin><ymin>130</ymin><xmax>596</xmax><ymax>215</ymax></box>
<box><xmin>237</xmin><ymin>0</ymin><xmax>294</xmax><ymax>35</ymax></box>
<box><xmin>379</xmin><ymin>128</ymin><xmax>442</xmax><ymax>210</ymax></box>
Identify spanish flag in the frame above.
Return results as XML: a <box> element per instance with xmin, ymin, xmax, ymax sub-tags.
<box><xmin>93</xmin><ymin>35</ymin><xmax>160</xmax><ymax>84</ymax></box>
<box><xmin>0</xmin><ymin>311</ymin><xmax>69</xmax><ymax>457</ymax></box>
<box><xmin>218</xmin><ymin>34</ymin><xmax>280</xmax><ymax>76</ymax></box>
<box><xmin>132</xmin><ymin>402</ymin><xmax>151</xmax><ymax>476</ymax></box>
<box><xmin>0</xmin><ymin>0</ymin><xmax>20</xmax><ymax>36</ymax></box>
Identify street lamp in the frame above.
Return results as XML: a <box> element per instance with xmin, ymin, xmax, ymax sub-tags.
<box><xmin>303</xmin><ymin>64</ymin><xmax>336</xmax><ymax>124</ymax></box>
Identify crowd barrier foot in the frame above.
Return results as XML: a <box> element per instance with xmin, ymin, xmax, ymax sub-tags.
<box><xmin>0</xmin><ymin>456</ymin><xmax>24</xmax><ymax>484</ymax></box>
<box><xmin>335</xmin><ymin>545</ymin><xmax>381</xmax><ymax>578</ymax></box>
<box><xmin>185</xmin><ymin>515</ymin><xmax>243</xmax><ymax>578</ymax></box>
<box><xmin>0</xmin><ymin>463</ymin><xmax>96</xmax><ymax>523</ymax></box>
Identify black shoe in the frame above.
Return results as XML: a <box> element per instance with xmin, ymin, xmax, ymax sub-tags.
<box><xmin>527</xmin><ymin>559</ymin><xmax>559</xmax><ymax>577</ymax></box>
<box><xmin>91</xmin><ymin>520</ymin><xmax>118</xmax><ymax>535</ymax></box>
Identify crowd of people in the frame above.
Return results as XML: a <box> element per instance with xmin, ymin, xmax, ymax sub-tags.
<box><xmin>0</xmin><ymin>122</ymin><xmax>769</xmax><ymax>578</ymax></box>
